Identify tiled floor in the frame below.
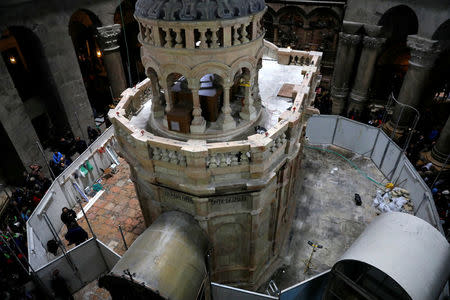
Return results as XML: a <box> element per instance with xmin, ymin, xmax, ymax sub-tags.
<box><xmin>70</xmin><ymin>158</ymin><xmax>146</xmax><ymax>300</ymax></box>
<box><xmin>60</xmin><ymin>158</ymin><xmax>145</xmax><ymax>256</ymax></box>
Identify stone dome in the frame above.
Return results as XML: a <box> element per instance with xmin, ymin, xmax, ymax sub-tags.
<box><xmin>135</xmin><ymin>0</ymin><xmax>266</xmax><ymax>21</ymax></box>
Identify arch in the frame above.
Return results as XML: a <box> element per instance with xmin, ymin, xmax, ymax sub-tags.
<box><xmin>69</xmin><ymin>9</ymin><xmax>111</xmax><ymax>116</ymax></box>
<box><xmin>161</xmin><ymin>64</ymin><xmax>192</xmax><ymax>87</ymax></box>
<box><xmin>1</xmin><ymin>26</ymin><xmax>71</xmax><ymax>146</ymax></box>
<box><xmin>230</xmin><ymin>57</ymin><xmax>256</xmax><ymax>80</ymax></box>
<box><xmin>275</xmin><ymin>6</ymin><xmax>307</xmax><ymax>23</ymax></box>
<box><xmin>378</xmin><ymin>5</ymin><xmax>418</xmax><ymax>40</ymax></box>
<box><xmin>191</xmin><ymin>62</ymin><xmax>231</xmax><ymax>85</ymax></box>
<box><xmin>307</xmin><ymin>7</ymin><xmax>341</xmax><ymax>22</ymax></box>
<box><xmin>142</xmin><ymin>54</ymin><xmax>161</xmax><ymax>77</ymax></box>
<box><xmin>432</xmin><ymin>19</ymin><xmax>450</xmax><ymax>41</ymax></box>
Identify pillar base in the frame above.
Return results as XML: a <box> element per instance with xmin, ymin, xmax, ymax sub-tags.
<box><xmin>221</xmin><ymin>116</ymin><xmax>237</xmax><ymax>130</ymax></box>
<box><xmin>423</xmin><ymin>151</ymin><xmax>450</xmax><ymax>171</ymax></box>
<box><xmin>240</xmin><ymin>109</ymin><xmax>257</xmax><ymax>121</ymax></box>
<box><xmin>382</xmin><ymin>121</ymin><xmax>406</xmax><ymax>141</ymax></box>
<box><xmin>190</xmin><ymin>121</ymin><xmax>206</xmax><ymax>133</ymax></box>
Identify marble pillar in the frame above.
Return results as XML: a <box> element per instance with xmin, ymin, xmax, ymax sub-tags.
<box><xmin>97</xmin><ymin>24</ymin><xmax>128</xmax><ymax>99</ymax></box>
<box><xmin>330</xmin><ymin>32</ymin><xmax>361</xmax><ymax>114</ymax></box>
<box><xmin>239</xmin><ymin>76</ymin><xmax>257</xmax><ymax>121</ymax></box>
<box><xmin>190</xmin><ymin>89</ymin><xmax>206</xmax><ymax>133</ymax></box>
<box><xmin>385</xmin><ymin>36</ymin><xmax>440</xmax><ymax>136</ymax></box>
<box><xmin>425</xmin><ymin>115</ymin><xmax>450</xmax><ymax>169</ymax></box>
<box><xmin>348</xmin><ymin>36</ymin><xmax>385</xmax><ymax>113</ymax></box>
<box><xmin>221</xmin><ymin>84</ymin><xmax>236</xmax><ymax>130</ymax></box>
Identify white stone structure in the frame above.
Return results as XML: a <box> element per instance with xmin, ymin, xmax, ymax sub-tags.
<box><xmin>109</xmin><ymin>0</ymin><xmax>322</xmax><ymax>288</ymax></box>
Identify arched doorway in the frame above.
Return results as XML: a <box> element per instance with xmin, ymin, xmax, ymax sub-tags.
<box><xmin>307</xmin><ymin>8</ymin><xmax>340</xmax><ymax>57</ymax></box>
<box><xmin>277</xmin><ymin>8</ymin><xmax>305</xmax><ymax>48</ymax></box>
<box><xmin>197</xmin><ymin>73</ymin><xmax>224</xmax><ymax>126</ymax></box>
<box><xmin>166</xmin><ymin>72</ymin><xmax>192</xmax><ymax>133</ymax></box>
<box><xmin>115</xmin><ymin>0</ymin><xmax>145</xmax><ymax>87</ymax></box>
<box><xmin>1</xmin><ymin>26</ymin><xmax>71</xmax><ymax>149</ymax></box>
<box><xmin>370</xmin><ymin>5</ymin><xmax>418</xmax><ymax>102</ymax></box>
<box><xmin>69</xmin><ymin>9</ymin><xmax>111</xmax><ymax>116</ymax></box>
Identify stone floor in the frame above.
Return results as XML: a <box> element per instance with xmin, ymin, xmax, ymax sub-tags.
<box><xmin>72</xmin><ymin>143</ymin><xmax>387</xmax><ymax>298</ymax></box>
<box><xmin>69</xmin><ymin>158</ymin><xmax>145</xmax><ymax>300</ymax></box>
<box><xmin>261</xmin><ymin>144</ymin><xmax>385</xmax><ymax>292</ymax></box>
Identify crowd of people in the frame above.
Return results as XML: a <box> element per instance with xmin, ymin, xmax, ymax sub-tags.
<box><xmin>0</xmin><ymin>126</ymin><xmax>101</xmax><ymax>299</ymax></box>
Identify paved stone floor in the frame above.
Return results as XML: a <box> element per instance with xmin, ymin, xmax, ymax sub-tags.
<box><xmin>70</xmin><ymin>158</ymin><xmax>145</xmax><ymax>300</ymax></box>
<box><xmin>261</xmin><ymin>145</ymin><xmax>385</xmax><ymax>292</ymax></box>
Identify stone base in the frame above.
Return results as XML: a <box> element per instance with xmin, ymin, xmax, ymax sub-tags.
<box><xmin>240</xmin><ymin>109</ymin><xmax>257</xmax><ymax>121</ymax></box>
<box><xmin>423</xmin><ymin>151</ymin><xmax>450</xmax><ymax>171</ymax></box>
<box><xmin>221</xmin><ymin>117</ymin><xmax>237</xmax><ymax>130</ymax></box>
<box><xmin>190</xmin><ymin>121</ymin><xmax>206</xmax><ymax>133</ymax></box>
<box><xmin>382</xmin><ymin>121</ymin><xmax>406</xmax><ymax>141</ymax></box>
<box><xmin>331</xmin><ymin>96</ymin><xmax>346</xmax><ymax>115</ymax></box>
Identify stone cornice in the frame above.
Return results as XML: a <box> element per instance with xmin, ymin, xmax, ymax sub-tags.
<box><xmin>339</xmin><ymin>32</ymin><xmax>361</xmax><ymax>46</ymax></box>
<box><xmin>407</xmin><ymin>35</ymin><xmax>440</xmax><ymax>69</ymax></box>
<box><xmin>97</xmin><ymin>24</ymin><xmax>121</xmax><ymax>52</ymax></box>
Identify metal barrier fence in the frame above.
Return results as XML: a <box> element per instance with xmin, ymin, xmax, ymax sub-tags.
<box><xmin>211</xmin><ymin>283</ymin><xmax>278</xmax><ymax>300</ymax></box>
<box><xmin>305</xmin><ymin>115</ymin><xmax>443</xmax><ymax>234</ymax></box>
<box><xmin>280</xmin><ymin>271</ymin><xmax>330</xmax><ymax>300</ymax></box>
<box><xmin>26</xmin><ymin>127</ymin><xmax>121</xmax><ymax>293</ymax></box>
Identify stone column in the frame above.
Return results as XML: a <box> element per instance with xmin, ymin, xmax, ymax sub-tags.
<box><xmin>273</xmin><ymin>23</ymin><xmax>279</xmax><ymax>44</ymax></box>
<box><xmin>425</xmin><ymin>114</ymin><xmax>450</xmax><ymax>169</ymax></box>
<box><xmin>97</xmin><ymin>24</ymin><xmax>128</xmax><ymax>99</ymax></box>
<box><xmin>190</xmin><ymin>89</ymin><xmax>206</xmax><ymax>133</ymax></box>
<box><xmin>385</xmin><ymin>36</ymin><xmax>440</xmax><ymax>135</ymax></box>
<box><xmin>147</xmin><ymin>72</ymin><xmax>164</xmax><ymax>118</ymax></box>
<box><xmin>0</xmin><ymin>58</ymin><xmax>47</xmax><ymax>172</ymax></box>
<box><xmin>221</xmin><ymin>84</ymin><xmax>236</xmax><ymax>130</ymax></box>
<box><xmin>348</xmin><ymin>36</ymin><xmax>385</xmax><ymax>113</ymax></box>
<box><xmin>239</xmin><ymin>76</ymin><xmax>257</xmax><ymax>121</ymax></box>
<box><xmin>330</xmin><ymin>32</ymin><xmax>361</xmax><ymax>114</ymax></box>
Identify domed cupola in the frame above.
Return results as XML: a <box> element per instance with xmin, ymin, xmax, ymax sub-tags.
<box><xmin>135</xmin><ymin>0</ymin><xmax>266</xmax><ymax>21</ymax></box>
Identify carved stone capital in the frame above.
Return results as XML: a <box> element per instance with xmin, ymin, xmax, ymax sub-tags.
<box><xmin>363</xmin><ymin>36</ymin><xmax>385</xmax><ymax>49</ymax></box>
<box><xmin>339</xmin><ymin>32</ymin><xmax>361</xmax><ymax>46</ymax></box>
<box><xmin>407</xmin><ymin>35</ymin><xmax>440</xmax><ymax>69</ymax></box>
<box><xmin>97</xmin><ymin>24</ymin><xmax>122</xmax><ymax>52</ymax></box>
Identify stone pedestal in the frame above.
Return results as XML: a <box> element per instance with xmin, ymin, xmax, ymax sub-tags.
<box><xmin>240</xmin><ymin>79</ymin><xmax>257</xmax><ymax>121</ymax></box>
<box><xmin>424</xmin><ymin>115</ymin><xmax>450</xmax><ymax>170</ymax></box>
<box><xmin>220</xmin><ymin>85</ymin><xmax>236</xmax><ymax>130</ymax></box>
<box><xmin>385</xmin><ymin>36</ymin><xmax>440</xmax><ymax>136</ymax></box>
<box><xmin>348</xmin><ymin>36</ymin><xmax>385</xmax><ymax>113</ymax></box>
<box><xmin>190</xmin><ymin>89</ymin><xmax>206</xmax><ymax>133</ymax></box>
<box><xmin>97</xmin><ymin>24</ymin><xmax>128</xmax><ymax>99</ymax></box>
<box><xmin>330</xmin><ymin>32</ymin><xmax>361</xmax><ymax>114</ymax></box>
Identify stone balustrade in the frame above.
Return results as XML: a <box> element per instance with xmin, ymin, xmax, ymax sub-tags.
<box><xmin>109</xmin><ymin>46</ymin><xmax>321</xmax><ymax>194</ymax></box>
<box><xmin>136</xmin><ymin>10</ymin><xmax>265</xmax><ymax>50</ymax></box>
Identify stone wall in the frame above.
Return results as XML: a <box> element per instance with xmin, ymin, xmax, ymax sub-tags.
<box><xmin>109</xmin><ymin>46</ymin><xmax>322</xmax><ymax>287</ymax></box>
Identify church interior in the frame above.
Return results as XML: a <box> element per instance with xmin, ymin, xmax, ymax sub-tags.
<box><xmin>0</xmin><ymin>0</ymin><xmax>449</xmax><ymax>299</ymax></box>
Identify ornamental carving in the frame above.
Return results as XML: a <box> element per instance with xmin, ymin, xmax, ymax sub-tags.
<box><xmin>362</xmin><ymin>36</ymin><xmax>385</xmax><ymax>49</ymax></box>
<box><xmin>97</xmin><ymin>24</ymin><xmax>121</xmax><ymax>52</ymax></box>
<box><xmin>135</xmin><ymin>0</ymin><xmax>266</xmax><ymax>21</ymax></box>
<box><xmin>407</xmin><ymin>35</ymin><xmax>440</xmax><ymax>69</ymax></box>
<box><xmin>339</xmin><ymin>32</ymin><xmax>361</xmax><ymax>46</ymax></box>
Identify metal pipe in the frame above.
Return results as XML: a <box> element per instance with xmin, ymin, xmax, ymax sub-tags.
<box><xmin>118</xmin><ymin>225</ymin><xmax>128</xmax><ymax>250</ymax></box>
<box><xmin>36</xmin><ymin>140</ymin><xmax>55</xmax><ymax>180</ymax></box>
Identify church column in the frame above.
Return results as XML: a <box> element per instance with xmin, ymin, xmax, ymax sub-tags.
<box><xmin>385</xmin><ymin>36</ymin><xmax>440</xmax><ymax>136</ymax></box>
<box><xmin>97</xmin><ymin>24</ymin><xmax>128</xmax><ymax>99</ymax></box>
<box><xmin>239</xmin><ymin>75</ymin><xmax>257</xmax><ymax>121</ymax></box>
<box><xmin>190</xmin><ymin>89</ymin><xmax>206</xmax><ymax>133</ymax></box>
<box><xmin>150</xmin><ymin>76</ymin><xmax>164</xmax><ymax>118</ymax></box>
<box><xmin>273</xmin><ymin>23</ymin><xmax>279</xmax><ymax>44</ymax></box>
<box><xmin>348</xmin><ymin>36</ymin><xmax>385</xmax><ymax>113</ymax></box>
<box><xmin>0</xmin><ymin>58</ymin><xmax>46</xmax><ymax>172</ymax></box>
<box><xmin>330</xmin><ymin>32</ymin><xmax>361</xmax><ymax>114</ymax></box>
<box><xmin>425</xmin><ymin>114</ymin><xmax>450</xmax><ymax>169</ymax></box>
<box><xmin>221</xmin><ymin>83</ymin><xmax>236</xmax><ymax>130</ymax></box>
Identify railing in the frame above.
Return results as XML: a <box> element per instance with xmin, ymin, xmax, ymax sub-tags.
<box><xmin>109</xmin><ymin>48</ymin><xmax>322</xmax><ymax>194</ymax></box>
<box><xmin>26</xmin><ymin>127</ymin><xmax>121</xmax><ymax>293</ymax></box>
<box><xmin>305</xmin><ymin>115</ymin><xmax>443</xmax><ymax>234</ymax></box>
